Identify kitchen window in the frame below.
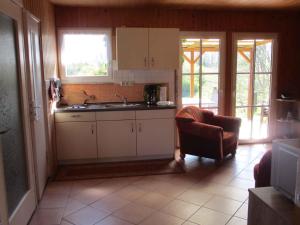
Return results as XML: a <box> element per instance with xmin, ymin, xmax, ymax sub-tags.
<box><xmin>58</xmin><ymin>28</ymin><xmax>112</xmax><ymax>83</ymax></box>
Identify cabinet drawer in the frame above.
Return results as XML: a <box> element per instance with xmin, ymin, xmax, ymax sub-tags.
<box><xmin>55</xmin><ymin>112</ymin><xmax>96</xmax><ymax>122</ymax></box>
<box><xmin>136</xmin><ymin>109</ymin><xmax>175</xmax><ymax>119</ymax></box>
<box><xmin>96</xmin><ymin>111</ymin><xmax>135</xmax><ymax>121</ymax></box>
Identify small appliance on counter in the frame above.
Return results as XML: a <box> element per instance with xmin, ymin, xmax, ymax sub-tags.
<box><xmin>144</xmin><ymin>84</ymin><xmax>160</xmax><ymax>105</ymax></box>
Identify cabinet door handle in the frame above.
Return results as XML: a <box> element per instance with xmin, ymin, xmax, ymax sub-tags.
<box><xmin>131</xmin><ymin>122</ymin><xmax>134</xmax><ymax>133</ymax></box>
<box><xmin>138</xmin><ymin>123</ymin><xmax>142</xmax><ymax>132</ymax></box>
<box><xmin>71</xmin><ymin>115</ymin><xmax>81</xmax><ymax>118</ymax></box>
<box><xmin>151</xmin><ymin>57</ymin><xmax>154</xmax><ymax>67</ymax></box>
<box><xmin>91</xmin><ymin>124</ymin><xmax>94</xmax><ymax>134</ymax></box>
<box><xmin>144</xmin><ymin>57</ymin><xmax>147</xmax><ymax>67</ymax></box>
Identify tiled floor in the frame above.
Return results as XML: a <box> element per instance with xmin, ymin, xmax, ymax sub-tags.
<box><xmin>29</xmin><ymin>144</ymin><xmax>269</xmax><ymax>225</ymax></box>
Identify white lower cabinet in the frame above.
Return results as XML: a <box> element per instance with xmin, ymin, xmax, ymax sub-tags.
<box><xmin>56</xmin><ymin>121</ymin><xmax>97</xmax><ymax>160</ymax></box>
<box><xmin>55</xmin><ymin>109</ymin><xmax>175</xmax><ymax>162</ymax></box>
<box><xmin>136</xmin><ymin>119</ymin><xmax>175</xmax><ymax>156</ymax></box>
<box><xmin>97</xmin><ymin>120</ymin><xmax>136</xmax><ymax>158</ymax></box>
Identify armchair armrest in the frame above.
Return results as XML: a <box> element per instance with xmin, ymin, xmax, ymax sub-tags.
<box><xmin>178</xmin><ymin>121</ymin><xmax>223</xmax><ymax>140</ymax></box>
<box><xmin>211</xmin><ymin>115</ymin><xmax>241</xmax><ymax>133</ymax></box>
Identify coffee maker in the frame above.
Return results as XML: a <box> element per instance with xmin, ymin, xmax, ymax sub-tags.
<box><xmin>144</xmin><ymin>84</ymin><xmax>159</xmax><ymax>105</ymax></box>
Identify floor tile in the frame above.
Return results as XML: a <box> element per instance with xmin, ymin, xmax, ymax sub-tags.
<box><xmin>113</xmin><ymin>203</ymin><xmax>154</xmax><ymax>224</ymax></box>
<box><xmin>60</xmin><ymin>220</ymin><xmax>74</xmax><ymax>225</ymax></box>
<box><xmin>134</xmin><ymin>191</ymin><xmax>172</xmax><ymax>209</ymax></box>
<box><xmin>162</xmin><ymin>199</ymin><xmax>200</xmax><ymax>220</ymax></box>
<box><xmin>90</xmin><ymin>194</ymin><xmax>130</xmax><ymax>212</ymax></box>
<box><xmin>30</xmin><ymin>144</ymin><xmax>269</xmax><ymax>225</ymax></box>
<box><xmin>234</xmin><ymin>202</ymin><xmax>248</xmax><ymax>219</ymax></box>
<box><xmin>64</xmin><ymin>206</ymin><xmax>110</xmax><ymax>225</ymax></box>
<box><xmin>182</xmin><ymin>221</ymin><xmax>198</xmax><ymax>225</ymax></box>
<box><xmin>177</xmin><ymin>189</ymin><xmax>213</xmax><ymax>206</ymax></box>
<box><xmin>63</xmin><ymin>199</ymin><xmax>87</xmax><ymax>216</ymax></box>
<box><xmin>204</xmin><ymin>196</ymin><xmax>242</xmax><ymax>215</ymax></box>
<box><xmin>94</xmin><ymin>215</ymin><xmax>134</xmax><ymax>225</ymax></box>
<box><xmin>189</xmin><ymin>207</ymin><xmax>231</xmax><ymax>225</ymax></box>
<box><xmin>139</xmin><ymin>212</ymin><xmax>184</xmax><ymax>225</ymax></box>
<box><xmin>39</xmin><ymin>193</ymin><xmax>69</xmax><ymax>209</ymax></box>
<box><xmin>229</xmin><ymin>178</ymin><xmax>255</xmax><ymax>190</ymax></box>
<box><xmin>227</xmin><ymin>217</ymin><xmax>247</xmax><ymax>225</ymax></box>
<box><xmin>115</xmin><ymin>185</ymin><xmax>146</xmax><ymax>201</ymax></box>
<box><xmin>71</xmin><ymin>187</ymin><xmax>111</xmax><ymax>205</ymax></box>
<box><xmin>30</xmin><ymin>208</ymin><xmax>64</xmax><ymax>225</ymax></box>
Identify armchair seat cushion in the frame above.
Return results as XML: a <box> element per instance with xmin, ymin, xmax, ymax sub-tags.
<box><xmin>223</xmin><ymin>131</ymin><xmax>236</xmax><ymax>148</ymax></box>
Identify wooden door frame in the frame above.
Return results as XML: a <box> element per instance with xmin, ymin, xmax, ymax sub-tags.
<box><xmin>23</xmin><ymin>10</ymin><xmax>50</xmax><ymax>200</ymax></box>
<box><xmin>178</xmin><ymin>31</ymin><xmax>226</xmax><ymax>115</ymax></box>
<box><xmin>231</xmin><ymin>32</ymin><xmax>278</xmax><ymax>144</ymax></box>
<box><xmin>0</xmin><ymin>0</ymin><xmax>37</xmax><ymax>224</ymax></box>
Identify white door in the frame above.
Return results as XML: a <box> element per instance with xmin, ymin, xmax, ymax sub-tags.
<box><xmin>0</xmin><ymin>1</ymin><xmax>36</xmax><ymax>225</ymax></box>
<box><xmin>233</xmin><ymin>34</ymin><xmax>277</xmax><ymax>142</ymax></box>
<box><xmin>136</xmin><ymin>119</ymin><xmax>175</xmax><ymax>156</ymax></box>
<box><xmin>97</xmin><ymin>120</ymin><xmax>136</xmax><ymax>158</ymax></box>
<box><xmin>56</xmin><ymin>122</ymin><xmax>97</xmax><ymax>160</ymax></box>
<box><xmin>24</xmin><ymin>11</ymin><xmax>48</xmax><ymax>200</ymax></box>
<box><xmin>116</xmin><ymin>27</ymin><xmax>149</xmax><ymax>69</ymax></box>
<box><xmin>149</xmin><ymin>28</ymin><xmax>179</xmax><ymax>70</ymax></box>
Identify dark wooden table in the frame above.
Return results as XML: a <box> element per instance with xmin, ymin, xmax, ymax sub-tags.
<box><xmin>248</xmin><ymin>187</ymin><xmax>300</xmax><ymax>225</ymax></box>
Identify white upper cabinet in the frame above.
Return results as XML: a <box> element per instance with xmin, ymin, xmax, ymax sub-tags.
<box><xmin>116</xmin><ymin>27</ymin><xmax>179</xmax><ymax>70</ymax></box>
<box><xmin>148</xmin><ymin>28</ymin><xmax>179</xmax><ymax>70</ymax></box>
<box><xmin>116</xmin><ymin>28</ymin><xmax>149</xmax><ymax>70</ymax></box>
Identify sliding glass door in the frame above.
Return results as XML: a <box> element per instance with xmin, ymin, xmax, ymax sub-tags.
<box><xmin>180</xmin><ymin>33</ymin><xmax>225</xmax><ymax>114</ymax></box>
<box><xmin>233</xmin><ymin>34</ymin><xmax>276</xmax><ymax>142</ymax></box>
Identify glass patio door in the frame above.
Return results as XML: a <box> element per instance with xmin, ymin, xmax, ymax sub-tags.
<box><xmin>0</xmin><ymin>2</ymin><xmax>36</xmax><ymax>225</ymax></box>
<box><xmin>180</xmin><ymin>33</ymin><xmax>225</xmax><ymax>114</ymax></box>
<box><xmin>234</xmin><ymin>36</ymin><xmax>275</xmax><ymax>141</ymax></box>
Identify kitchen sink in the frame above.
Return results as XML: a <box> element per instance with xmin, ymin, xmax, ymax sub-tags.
<box><xmin>104</xmin><ymin>103</ymin><xmax>142</xmax><ymax>108</ymax></box>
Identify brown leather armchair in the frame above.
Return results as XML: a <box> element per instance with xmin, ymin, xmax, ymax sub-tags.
<box><xmin>176</xmin><ymin>106</ymin><xmax>241</xmax><ymax>161</ymax></box>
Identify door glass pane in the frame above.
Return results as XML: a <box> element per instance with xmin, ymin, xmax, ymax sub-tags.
<box><xmin>201</xmin><ymin>74</ymin><xmax>219</xmax><ymax>108</ymax></box>
<box><xmin>181</xmin><ymin>37</ymin><xmax>221</xmax><ymax>112</ymax></box>
<box><xmin>0</xmin><ymin>13</ymin><xmax>28</xmax><ymax>216</ymax></box>
<box><xmin>254</xmin><ymin>74</ymin><xmax>271</xmax><ymax>106</ymax></box>
<box><xmin>202</xmin><ymin>39</ymin><xmax>220</xmax><ymax>73</ymax></box>
<box><xmin>236</xmin><ymin>107</ymin><xmax>251</xmax><ymax>139</ymax></box>
<box><xmin>255</xmin><ymin>40</ymin><xmax>272</xmax><ymax>73</ymax></box>
<box><xmin>237</xmin><ymin>40</ymin><xmax>254</xmax><ymax>73</ymax></box>
<box><xmin>236</xmin><ymin>74</ymin><xmax>250</xmax><ymax>106</ymax></box>
<box><xmin>252</xmin><ymin>107</ymin><xmax>269</xmax><ymax>139</ymax></box>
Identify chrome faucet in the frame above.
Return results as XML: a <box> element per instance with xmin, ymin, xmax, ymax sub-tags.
<box><xmin>115</xmin><ymin>94</ymin><xmax>128</xmax><ymax>105</ymax></box>
<box><xmin>82</xmin><ymin>90</ymin><xmax>96</xmax><ymax>104</ymax></box>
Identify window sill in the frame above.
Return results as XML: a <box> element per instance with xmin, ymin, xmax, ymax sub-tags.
<box><xmin>61</xmin><ymin>76</ymin><xmax>113</xmax><ymax>84</ymax></box>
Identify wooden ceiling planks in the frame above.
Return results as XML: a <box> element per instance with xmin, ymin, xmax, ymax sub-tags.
<box><xmin>50</xmin><ymin>0</ymin><xmax>300</xmax><ymax>10</ymax></box>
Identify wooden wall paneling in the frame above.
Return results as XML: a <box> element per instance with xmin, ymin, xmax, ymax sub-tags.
<box><xmin>54</xmin><ymin>7</ymin><xmax>300</xmax><ymax>115</ymax></box>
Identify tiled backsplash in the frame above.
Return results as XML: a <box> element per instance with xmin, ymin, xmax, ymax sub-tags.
<box><xmin>61</xmin><ymin>83</ymin><xmax>146</xmax><ymax>105</ymax></box>
<box><xmin>60</xmin><ymin>70</ymin><xmax>175</xmax><ymax>105</ymax></box>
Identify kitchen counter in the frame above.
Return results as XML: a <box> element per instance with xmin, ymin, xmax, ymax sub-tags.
<box><xmin>55</xmin><ymin>102</ymin><xmax>177</xmax><ymax>113</ymax></box>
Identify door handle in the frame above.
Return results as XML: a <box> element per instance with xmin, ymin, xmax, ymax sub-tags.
<box><xmin>71</xmin><ymin>115</ymin><xmax>81</xmax><ymax>118</ymax></box>
<box><xmin>151</xmin><ymin>57</ymin><xmax>154</xmax><ymax>67</ymax></box>
<box><xmin>0</xmin><ymin>128</ymin><xmax>10</xmax><ymax>135</ymax></box>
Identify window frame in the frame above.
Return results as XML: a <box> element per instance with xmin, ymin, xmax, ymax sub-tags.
<box><xmin>58</xmin><ymin>28</ymin><xmax>113</xmax><ymax>84</ymax></box>
<box><xmin>178</xmin><ymin>32</ymin><xmax>226</xmax><ymax>115</ymax></box>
